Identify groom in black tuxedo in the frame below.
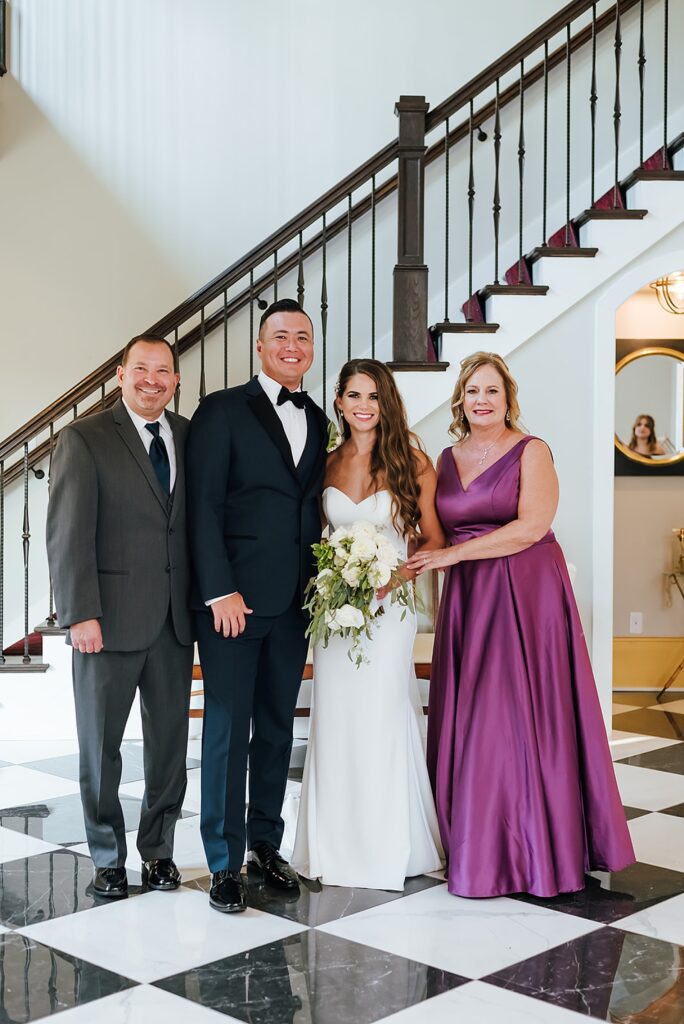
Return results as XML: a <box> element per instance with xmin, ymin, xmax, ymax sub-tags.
<box><xmin>187</xmin><ymin>298</ymin><xmax>328</xmax><ymax>913</ymax></box>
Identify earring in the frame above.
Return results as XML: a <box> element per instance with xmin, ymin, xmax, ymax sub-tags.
<box><xmin>505</xmin><ymin>410</ymin><xmax>511</xmax><ymax>423</ymax></box>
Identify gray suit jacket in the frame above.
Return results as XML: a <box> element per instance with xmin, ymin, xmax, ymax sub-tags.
<box><xmin>46</xmin><ymin>398</ymin><xmax>193</xmax><ymax>651</ymax></box>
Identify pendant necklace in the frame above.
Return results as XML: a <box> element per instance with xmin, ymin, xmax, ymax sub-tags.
<box><xmin>475</xmin><ymin>428</ymin><xmax>508</xmax><ymax>467</ymax></box>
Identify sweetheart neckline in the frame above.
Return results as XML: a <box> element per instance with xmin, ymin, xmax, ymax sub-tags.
<box><xmin>324</xmin><ymin>486</ymin><xmax>389</xmax><ymax>507</ymax></box>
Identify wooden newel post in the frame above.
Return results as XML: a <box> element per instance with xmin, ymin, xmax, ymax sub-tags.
<box><xmin>391</xmin><ymin>95</ymin><xmax>430</xmax><ymax>366</ymax></box>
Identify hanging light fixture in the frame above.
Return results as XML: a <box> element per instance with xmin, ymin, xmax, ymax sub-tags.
<box><xmin>650</xmin><ymin>272</ymin><xmax>684</xmax><ymax>315</ymax></box>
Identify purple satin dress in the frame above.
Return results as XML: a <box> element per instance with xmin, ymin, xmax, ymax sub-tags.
<box><xmin>429</xmin><ymin>436</ymin><xmax>634</xmax><ymax>898</ymax></box>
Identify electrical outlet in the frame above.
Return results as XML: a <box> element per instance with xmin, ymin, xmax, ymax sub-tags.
<box><xmin>629</xmin><ymin>612</ymin><xmax>643</xmax><ymax>635</ymax></box>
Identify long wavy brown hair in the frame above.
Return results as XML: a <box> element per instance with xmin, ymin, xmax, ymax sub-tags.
<box><xmin>449</xmin><ymin>351</ymin><xmax>522</xmax><ymax>441</ymax></box>
<box><xmin>335</xmin><ymin>359</ymin><xmax>424</xmax><ymax>538</ymax></box>
<box><xmin>628</xmin><ymin>413</ymin><xmax>658</xmax><ymax>453</ymax></box>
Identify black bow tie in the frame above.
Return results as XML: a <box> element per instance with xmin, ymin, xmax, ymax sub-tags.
<box><xmin>277</xmin><ymin>386</ymin><xmax>308</xmax><ymax>410</ymax></box>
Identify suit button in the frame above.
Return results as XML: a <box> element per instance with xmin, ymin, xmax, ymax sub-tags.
<box><xmin>166</xmin><ymin>565</ymin><xmax>171</xmax><ymax>573</ymax></box>
<box><xmin>169</xmin><ymin>527</ymin><xmax>175</xmax><ymax>535</ymax></box>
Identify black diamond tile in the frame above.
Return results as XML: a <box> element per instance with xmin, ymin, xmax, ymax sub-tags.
<box><xmin>485</xmin><ymin>927</ymin><xmax>684</xmax><ymax>1021</ymax></box>
<box><xmin>184</xmin><ymin>868</ymin><xmax>444</xmax><ymax>926</ymax></box>
<box><xmin>511</xmin><ymin>862</ymin><xmax>684</xmax><ymax>925</ymax></box>
<box><xmin>0</xmin><ymin>793</ymin><xmax>193</xmax><ymax>847</ymax></box>
<box><xmin>22</xmin><ymin>741</ymin><xmax>201</xmax><ymax>783</ymax></box>
<box><xmin>623</xmin><ymin>806</ymin><xmax>651</xmax><ymax>820</ymax></box>
<box><xmin>0</xmin><ymin>931</ymin><xmax>136</xmax><ymax>1021</ymax></box>
<box><xmin>156</xmin><ymin>930</ymin><xmax>466</xmax><ymax>1024</ymax></box>
<box><xmin>0</xmin><ymin>849</ymin><xmax>142</xmax><ymax>928</ymax></box>
<box><xmin>619</xmin><ymin>742</ymin><xmax>684</xmax><ymax>775</ymax></box>
<box><xmin>662</xmin><ymin>802</ymin><xmax>684</xmax><ymax>817</ymax></box>
<box><xmin>612</xmin><ymin>709</ymin><xmax>684</xmax><ymax>741</ymax></box>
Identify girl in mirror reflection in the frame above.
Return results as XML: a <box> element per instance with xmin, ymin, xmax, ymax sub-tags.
<box><xmin>628</xmin><ymin>414</ymin><xmax>666</xmax><ymax>457</ymax></box>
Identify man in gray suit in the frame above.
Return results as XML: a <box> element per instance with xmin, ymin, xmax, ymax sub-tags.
<box><xmin>46</xmin><ymin>335</ymin><xmax>193</xmax><ymax>897</ymax></box>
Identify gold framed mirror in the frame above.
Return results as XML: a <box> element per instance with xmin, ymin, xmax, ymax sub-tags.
<box><xmin>615</xmin><ymin>346</ymin><xmax>684</xmax><ymax>466</ymax></box>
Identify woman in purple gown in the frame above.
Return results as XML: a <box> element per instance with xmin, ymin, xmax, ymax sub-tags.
<box><xmin>407</xmin><ymin>352</ymin><xmax>634</xmax><ymax>898</ymax></box>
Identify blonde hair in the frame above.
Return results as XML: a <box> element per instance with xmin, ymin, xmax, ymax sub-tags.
<box><xmin>449</xmin><ymin>351</ymin><xmax>522</xmax><ymax>441</ymax></box>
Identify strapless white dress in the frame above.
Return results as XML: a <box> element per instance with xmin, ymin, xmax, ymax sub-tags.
<box><xmin>291</xmin><ymin>487</ymin><xmax>443</xmax><ymax>890</ymax></box>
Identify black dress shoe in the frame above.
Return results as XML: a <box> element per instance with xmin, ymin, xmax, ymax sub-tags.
<box><xmin>248</xmin><ymin>842</ymin><xmax>299</xmax><ymax>891</ymax></box>
<box><xmin>93</xmin><ymin>867</ymin><xmax>128</xmax><ymax>898</ymax></box>
<box><xmin>141</xmin><ymin>858</ymin><xmax>181</xmax><ymax>891</ymax></box>
<box><xmin>209</xmin><ymin>870</ymin><xmax>247</xmax><ymax>913</ymax></box>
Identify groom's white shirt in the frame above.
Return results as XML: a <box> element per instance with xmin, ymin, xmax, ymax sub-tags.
<box><xmin>207</xmin><ymin>371</ymin><xmax>308</xmax><ymax>605</ymax></box>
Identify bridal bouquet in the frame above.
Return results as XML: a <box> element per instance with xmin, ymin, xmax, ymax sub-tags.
<box><xmin>304</xmin><ymin>520</ymin><xmax>415</xmax><ymax>666</ymax></box>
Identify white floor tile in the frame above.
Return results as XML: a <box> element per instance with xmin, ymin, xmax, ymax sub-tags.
<box><xmin>0</xmin><ymin>739</ymin><xmax>81</xmax><ymax>764</ymax></box>
<box><xmin>615</xmin><ymin>892</ymin><xmax>684</xmax><ymax>947</ymax></box>
<box><xmin>612</xmin><ymin>702</ymin><xmax>640</xmax><ymax>716</ymax></box>
<box><xmin>385</xmin><ymin>982</ymin><xmax>590</xmax><ymax>1023</ymax></box>
<box><xmin>609</xmin><ymin>731</ymin><xmax>680</xmax><ymax>761</ymax></box>
<box><xmin>647</xmin><ymin>697</ymin><xmax>684</xmax><ymax>714</ymax></box>
<box><xmin>0</xmin><ymin>765</ymin><xmax>81</xmax><ymax>807</ymax></box>
<box><xmin>45</xmin><ymin>984</ymin><xmax>234</xmax><ymax>1023</ymax></box>
<box><xmin>317</xmin><ymin>883</ymin><xmax>600</xmax><ymax>980</ymax></box>
<box><xmin>0</xmin><ymin>824</ymin><xmax>60</xmax><ymax>864</ymax></box>
<box><xmin>613</xmin><ymin>763</ymin><xmax>684</xmax><ymax>810</ymax></box>
<box><xmin>19</xmin><ymin>886</ymin><xmax>306</xmax><ymax>983</ymax></box>
<box><xmin>627</xmin><ymin>812</ymin><xmax>684</xmax><ymax>873</ymax></box>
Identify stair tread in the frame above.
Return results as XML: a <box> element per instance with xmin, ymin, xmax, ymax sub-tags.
<box><xmin>430</xmin><ymin>322</ymin><xmax>500</xmax><ymax>334</ymax></box>
<box><xmin>480</xmin><ymin>284</ymin><xmax>549</xmax><ymax>300</ymax></box>
<box><xmin>0</xmin><ymin>657</ymin><xmax>49</xmax><ymax>674</ymax></box>
<box><xmin>575</xmin><ymin>208</ymin><xmax>648</xmax><ymax>226</ymax></box>
<box><xmin>633</xmin><ymin>169</ymin><xmax>684</xmax><ymax>181</ymax></box>
<box><xmin>529</xmin><ymin>246</ymin><xmax>598</xmax><ymax>261</ymax></box>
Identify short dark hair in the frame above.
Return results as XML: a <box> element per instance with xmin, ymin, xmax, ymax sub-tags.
<box><xmin>258</xmin><ymin>298</ymin><xmax>313</xmax><ymax>335</ymax></box>
<box><xmin>121</xmin><ymin>334</ymin><xmax>176</xmax><ymax>366</ymax></box>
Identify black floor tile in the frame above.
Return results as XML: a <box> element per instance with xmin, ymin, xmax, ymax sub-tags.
<box><xmin>185</xmin><ymin>868</ymin><xmax>444</xmax><ymax>927</ymax></box>
<box><xmin>0</xmin><ymin>931</ymin><xmax>136</xmax><ymax>1021</ymax></box>
<box><xmin>156</xmin><ymin>930</ymin><xmax>466</xmax><ymax>1024</ymax></box>
<box><xmin>623</xmin><ymin>806</ymin><xmax>651</xmax><ymax>820</ymax></box>
<box><xmin>662</xmin><ymin>802</ymin><xmax>684</xmax><ymax>817</ymax></box>
<box><xmin>22</xmin><ymin>741</ymin><xmax>201</xmax><ymax>783</ymax></box>
<box><xmin>619</xmin><ymin>742</ymin><xmax>684</xmax><ymax>775</ymax></box>
<box><xmin>0</xmin><ymin>849</ymin><xmax>142</xmax><ymax>928</ymax></box>
<box><xmin>0</xmin><ymin>794</ymin><xmax>193</xmax><ymax>847</ymax></box>
<box><xmin>511</xmin><ymin>862</ymin><xmax>684</xmax><ymax>925</ymax></box>
<box><xmin>612</xmin><ymin>709</ymin><xmax>684</xmax><ymax>741</ymax></box>
<box><xmin>485</xmin><ymin>927</ymin><xmax>684</xmax><ymax>1021</ymax></box>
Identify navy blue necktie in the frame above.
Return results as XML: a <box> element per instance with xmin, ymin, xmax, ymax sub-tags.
<box><xmin>145</xmin><ymin>422</ymin><xmax>170</xmax><ymax>494</ymax></box>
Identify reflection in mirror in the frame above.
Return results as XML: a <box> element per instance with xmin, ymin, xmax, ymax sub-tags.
<box><xmin>615</xmin><ymin>348</ymin><xmax>684</xmax><ymax>466</ymax></box>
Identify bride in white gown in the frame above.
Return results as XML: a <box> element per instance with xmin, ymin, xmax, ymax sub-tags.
<box><xmin>292</xmin><ymin>359</ymin><xmax>444</xmax><ymax>890</ymax></box>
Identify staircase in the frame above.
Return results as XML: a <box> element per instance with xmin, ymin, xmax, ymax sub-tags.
<box><xmin>1</xmin><ymin>0</ymin><xmax>682</xmax><ymax>734</ymax></box>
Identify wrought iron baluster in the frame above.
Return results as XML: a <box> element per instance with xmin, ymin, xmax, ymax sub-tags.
<box><xmin>273</xmin><ymin>250</ymin><xmax>278</xmax><ymax>302</ymax></box>
<box><xmin>22</xmin><ymin>444</ymin><xmax>30</xmax><ymax>664</ymax></box>
<box><xmin>638</xmin><ymin>0</ymin><xmax>645</xmax><ymax>165</ymax></box>
<box><xmin>223</xmin><ymin>290</ymin><xmax>228</xmax><ymax>389</ymax></box>
<box><xmin>517</xmin><ymin>59</ymin><xmax>525</xmax><ymax>283</ymax></box>
<box><xmin>47</xmin><ymin>423</ymin><xmax>56</xmax><ymax>626</ymax></box>
<box><xmin>444</xmin><ymin>117</ymin><xmax>450</xmax><ymax>322</ymax></box>
<box><xmin>73</xmin><ymin>404</ymin><xmax>77</xmax><ymax>421</ymax></box>
<box><xmin>663</xmin><ymin>0</ymin><xmax>669</xmax><ymax>166</ymax></box>
<box><xmin>565</xmin><ymin>25</ymin><xmax>572</xmax><ymax>246</ymax></box>
<box><xmin>0</xmin><ymin>459</ymin><xmax>4</xmax><ymax>663</ymax></box>
<box><xmin>347</xmin><ymin>194</ymin><xmax>352</xmax><ymax>360</ymax></box>
<box><xmin>371</xmin><ymin>175</ymin><xmax>377</xmax><ymax>357</ymax></box>
<box><xmin>199</xmin><ymin>308</ymin><xmax>206</xmax><ymax>402</ymax></box>
<box><xmin>613</xmin><ymin>0</ymin><xmax>622</xmax><ymax>207</ymax></box>
<box><xmin>590</xmin><ymin>2</ymin><xmax>598</xmax><ymax>205</ymax></box>
<box><xmin>493</xmin><ymin>78</ymin><xmax>502</xmax><ymax>284</ymax></box>
<box><xmin>100</xmin><ymin>383</ymin><xmax>105</xmax><ymax>411</ymax></box>
<box><xmin>467</xmin><ymin>101</ymin><xmax>475</xmax><ymax>302</ymax></box>
<box><xmin>173</xmin><ymin>327</ymin><xmax>180</xmax><ymax>413</ymax></box>
<box><xmin>297</xmin><ymin>232</ymin><xmax>305</xmax><ymax>309</ymax></box>
<box><xmin>321</xmin><ymin>213</ymin><xmax>328</xmax><ymax>413</ymax></box>
<box><xmin>542</xmin><ymin>44</ymin><xmax>549</xmax><ymax>243</ymax></box>
<box><xmin>249</xmin><ymin>270</ymin><xmax>255</xmax><ymax>378</ymax></box>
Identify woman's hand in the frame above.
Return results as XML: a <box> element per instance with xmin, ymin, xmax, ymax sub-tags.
<box><xmin>375</xmin><ymin>562</ymin><xmax>415</xmax><ymax>601</ymax></box>
<box><xmin>406</xmin><ymin>546</ymin><xmax>459</xmax><ymax>574</ymax></box>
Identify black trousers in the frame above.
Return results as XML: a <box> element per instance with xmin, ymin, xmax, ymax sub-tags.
<box><xmin>72</xmin><ymin>614</ymin><xmax>193</xmax><ymax>867</ymax></box>
<box><xmin>197</xmin><ymin>598</ymin><xmax>308</xmax><ymax>872</ymax></box>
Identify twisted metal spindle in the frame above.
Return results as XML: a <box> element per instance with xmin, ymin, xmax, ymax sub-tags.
<box><xmin>663</xmin><ymin>0</ymin><xmax>669</xmax><ymax>167</ymax></box>
<box><xmin>638</xmin><ymin>0</ymin><xmax>646</xmax><ymax>165</ymax></box>
<box><xmin>321</xmin><ymin>213</ymin><xmax>328</xmax><ymax>413</ymax></box>
<box><xmin>371</xmin><ymin>175</ymin><xmax>377</xmax><ymax>357</ymax></box>
<box><xmin>444</xmin><ymin>117</ymin><xmax>450</xmax><ymax>322</ymax></box>
<box><xmin>590</xmin><ymin>2</ymin><xmax>598</xmax><ymax>205</ymax></box>
<box><xmin>173</xmin><ymin>327</ymin><xmax>180</xmax><ymax>412</ymax></box>
<box><xmin>22</xmin><ymin>444</ymin><xmax>30</xmax><ymax>664</ymax></box>
<box><xmin>612</xmin><ymin>0</ymin><xmax>622</xmax><ymax>207</ymax></box>
<box><xmin>249</xmin><ymin>270</ymin><xmax>255</xmax><ymax>378</ymax></box>
<box><xmin>565</xmin><ymin>25</ymin><xmax>572</xmax><ymax>247</ymax></box>
<box><xmin>517</xmin><ymin>59</ymin><xmax>526</xmax><ymax>283</ymax></box>
<box><xmin>0</xmin><ymin>459</ymin><xmax>4</xmax><ymax>663</ymax></box>
<box><xmin>467</xmin><ymin>101</ymin><xmax>475</xmax><ymax>301</ymax></box>
<box><xmin>297</xmin><ymin>232</ymin><xmax>305</xmax><ymax>309</ymax></box>
<box><xmin>493</xmin><ymin>78</ymin><xmax>502</xmax><ymax>284</ymax></box>
<box><xmin>542</xmin><ymin>43</ymin><xmax>549</xmax><ymax>244</ymax></box>
<box><xmin>46</xmin><ymin>422</ymin><xmax>56</xmax><ymax>626</ymax></box>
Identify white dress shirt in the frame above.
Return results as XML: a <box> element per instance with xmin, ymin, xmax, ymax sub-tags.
<box><xmin>122</xmin><ymin>399</ymin><xmax>177</xmax><ymax>491</ymax></box>
<box><xmin>207</xmin><ymin>372</ymin><xmax>308</xmax><ymax>606</ymax></box>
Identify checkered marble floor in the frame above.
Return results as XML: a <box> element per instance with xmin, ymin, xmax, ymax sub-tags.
<box><xmin>1</xmin><ymin>696</ymin><xmax>684</xmax><ymax>1023</ymax></box>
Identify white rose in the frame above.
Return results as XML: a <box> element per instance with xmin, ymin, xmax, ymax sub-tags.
<box><xmin>369</xmin><ymin>561</ymin><xmax>392</xmax><ymax>588</ymax></box>
<box><xmin>324</xmin><ymin>610</ymin><xmax>343</xmax><ymax>633</ymax></box>
<box><xmin>329</xmin><ymin>526</ymin><xmax>353</xmax><ymax>549</ymax></box>
<box><xmin>341</xmin><ymin>562</ymin><xmax>362</xmax><ymax>587</ymax></box>
<box><xmin>377</xmin><ymin>538</ymin><xmax>399</xmax><ymax>567</ymax></box>
<box><xmin>335</xmin><ymin>604</ymin><xmax>365</xmax><ymax>629</ymax></box>
<box><xmin>350</xmin><ymin>521</ymin><xmax>376</xmax><ymax>538</ymax></box>
<box><xmin>350</xmin><ymin>535</ymin><xmax>377</xmax><ymax>561</ymax></box>
<box><xmin>334</xmin><ymin>549</ymin><xmax>349</xmax><ymax>567</ymax></box>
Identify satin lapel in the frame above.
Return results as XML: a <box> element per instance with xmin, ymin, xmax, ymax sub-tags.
<box><xmin>246</xmin><ymin>390</ymin><xmax>299</xmax><ymax>483</ymax></box>
<box><xmin>111</xmin><ymin>400</ymin><xmax>170</xmax><ymax>513</ymax></box>
<box><xmin>300</xmin><ymin>405</ymin><xmax>327</xmax><ymax>495</ymax></box>
<box><xmin>167</xmin><ymin>414</ymin><xmax>185</xmax><ymax>526</ymax></box>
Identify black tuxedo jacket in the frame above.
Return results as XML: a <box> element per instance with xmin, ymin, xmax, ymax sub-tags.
<box><xmin>186</xmin><ymin>377</ymin><xmax>328</xmax><ymax>617</ymax></box>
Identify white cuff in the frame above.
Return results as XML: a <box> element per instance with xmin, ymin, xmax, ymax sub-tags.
<box><xmin>206</xmin><ymin>593</ymin><xmax>237</xmax><ymax>606</ymax></box>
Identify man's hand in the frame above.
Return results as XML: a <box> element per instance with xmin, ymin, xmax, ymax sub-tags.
<box><xmin>70</xmin><ymin>619</ymin><xmax>104</xmax><ymax>654</ymax></box>
<box><xmin>212</xmin><ymin>594</ymin><xmax>253</xmax><ymax>638</ymax></box>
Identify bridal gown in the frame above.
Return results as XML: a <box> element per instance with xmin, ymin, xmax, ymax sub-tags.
<box><xmin>292</xmin><ymin>486</ymin><xmax>444</xmax><ymax>890</ymax></box>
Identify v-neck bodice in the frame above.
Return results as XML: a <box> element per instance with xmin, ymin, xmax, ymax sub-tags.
<box><xmin>436</xmin><ymin>434</ymin><xmax>554</xmax><ymax>544</ymax></box>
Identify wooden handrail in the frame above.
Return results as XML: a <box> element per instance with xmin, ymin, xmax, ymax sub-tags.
<box><xmin>0</xmin><ymin>0</ymin><xmax>644</xmax><ymax>467</ymax></box>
